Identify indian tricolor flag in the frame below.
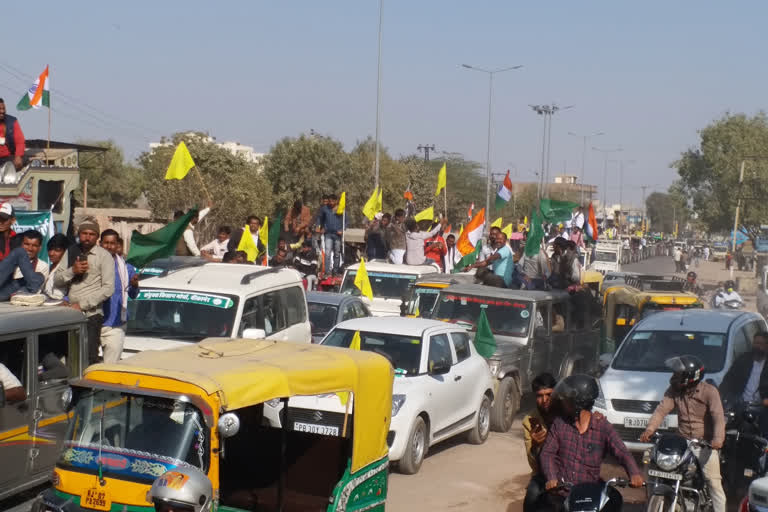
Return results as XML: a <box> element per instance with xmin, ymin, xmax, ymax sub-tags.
<box><xmin>494</xmin><ymin>170</ymin><xmax>513</xmax><ymax>209</ymax></box>
<box><xmin>17</xmin><ymin>66</ymin><xmax>50</xmax><ymax>111</ymax></box>
<box><xmin>457</xmin><ymin>208</ymin><xmax>485</xmax><ymax>256</ymax></box>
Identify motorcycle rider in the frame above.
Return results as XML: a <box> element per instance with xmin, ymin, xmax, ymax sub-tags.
<box><xmin>640</xmin><ymin>355</ymin><xmax>726</xmax><ymax>512</ymax></box>
<box><xmin>150</xmin><ymin>466</ymin><xmax>213</xmax><ymax>512</ymax></box>
<box><xmin>714</xmin><ymin>280</ymin><xmax>743</xmax><ymax>308</ymax></box>
<box><xmin>683</xmin><ymin>271</ymin><xmax>703</xmax><ymax>296</ymax></box>
<box><xmin>540</xmin><ymin>374</ymin><xmax>644</xmax><ymax>510</ymax></box>
<box><xmin>720</xmin><ymin>331</ymin><xmax>768</xmax><ymax>435</ymax></box>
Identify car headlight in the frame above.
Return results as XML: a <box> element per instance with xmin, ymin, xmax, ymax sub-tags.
<box><xmin>593</xmin><ymin>382</ymin><xmax>606</xmax><ymax>410</ymax></box>
<box><xmin>392</xmin><ymin>394</ymin><xmax>406</xmax><ymax>417</ymax></box>
<box><xmin>488</xmin><ymin>359</ymin><xmax>500</xmax><ymax>377</ymax></box>
<box><xmin>655</xmin><ymin>452</ymin><xmax>682</xmax><ymax>471</ymax></box>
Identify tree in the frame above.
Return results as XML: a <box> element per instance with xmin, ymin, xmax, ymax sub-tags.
<box><xmin>674</xmin><ymin>112</ymin><xmax>768</xmax><ymax>239</ymax></box>
<box><xmin>75</xmin><ymin>140</ymin><xmax>145</xmax><ymax>208</ymax></box>
<box><xmin>138</xmin><ymin>131</ymin><xmax>274</xmax><ymax>243</ymax></box>
<box><xmin>645</xmin><ymin>191</ymin><xmax>688</xmax><ymax>233</ymax></box>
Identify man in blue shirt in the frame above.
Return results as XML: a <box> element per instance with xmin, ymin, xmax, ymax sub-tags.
<box><xmin>318</xmin><ymin>194</ymin><xmax>346</xmax><ymax>276</ymax></box>
<box><xmin>99</xmin><ymin>229</ymin><xmax>139</xmax><ymax>363</ymax></box>
<box><xmin>465</xmin><ymin>232</ymin><xmax>517</xmax><ymax>288</ymax></box>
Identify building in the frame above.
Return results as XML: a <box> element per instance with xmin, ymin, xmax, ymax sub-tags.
<box><xmin>508</xmin><ymin>174</ymin><xmax>598</xmax><ymax>205</ymax></box>
<box><xmin>149</xmin><ymin>134</ymin><xmax>264</xmax><ymax>164</ymax></box>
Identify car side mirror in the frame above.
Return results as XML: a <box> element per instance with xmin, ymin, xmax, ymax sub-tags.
<box><xmin>0</xmin><ymin>382</ymin><xmax>5</xmax><ymax>408</ymax></box>
<box><xmin>429</xmin><ymin>359</ymin><xmax>451</xmax><ymax>376</ymax></box>
<box><xmin>242</xmin><ymin>328</ymin><xmax>267</xmax><ymax>340</ymax></box>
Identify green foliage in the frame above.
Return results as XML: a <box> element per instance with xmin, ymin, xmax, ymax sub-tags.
<box><xmin>645</xmin><ymin>191</ymin><xmax>688</xmax><ymax>233</ymax></box>
<box><xmin>674</xmin><ymin>112</ymin><xmax>768</xmax><ymax>238</ymax></box>
<box><xmin>75</xmin><ymin>140</ymin><xmax>145</xmax><ymax>208</ymax></box>
<box><xmin>138</xmin><ymin>131</ymin><xmax>274</xmax><ymax>243</ymax></box>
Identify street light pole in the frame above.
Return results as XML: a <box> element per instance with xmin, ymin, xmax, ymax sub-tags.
<box><xmin>373</xmin><ymin>0</ymin><xmax>383</xmax><ymax>188</ymax></box>
<box><xmin>531</xmin><ymin>104</ymin><xmax>573</xmax><ymax>198</ymax></box>
<box><xmin>462</xmin><ymin>63</ymin><xmax>523</xmax><ymax>228</ymax></box>
<box><xmin>568</xmin><ymin>131</ymin><xmax>604</xmax><ymax>205</ymax></box>
<box><xmin>592</xmin><ymin>146</ymin><xmax>623</xmax><ymax>221</ymax></box>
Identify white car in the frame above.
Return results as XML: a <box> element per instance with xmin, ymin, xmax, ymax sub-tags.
<box><xmin>595</xmin><ymin>309</ymin><xmax>767</xmax><ymax>451</ymax></box>
<box><xmin>321</xmin><ymin>317</ymin><xmax>494</xmax><ymax>474</ymax></box>
<box><xmin>339</xmin><ymin>262</ymin><xmax>439</xmax><ymax>316</ymax></box>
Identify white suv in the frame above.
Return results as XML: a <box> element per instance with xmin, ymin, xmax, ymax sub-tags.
<box><xmin>595</xmin><ymin>309</ymin><xmax>767</xmax><ymax>451</ymax></box>
<box><xmin>321</xmin><ymin>317</ymin><xmax>494</xmax><ymax>474</ymax></box>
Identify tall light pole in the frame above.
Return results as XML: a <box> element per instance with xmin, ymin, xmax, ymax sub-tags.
<box><xmin>568</xmin><ymin>131</ymin><xmax>604</xmax><ymax>205</ymax></box>
<box><xmin>531</xmin><ymin>104</ymin><xmax>574</xmax><ymax>197</ymax></box>
<box><xmin>592</xmin><ymin>146</ymin><xmax>622</xmax><ymax>220</ymax></box>
<box><xmin>462</xmin><ymin>63</ymin><xmax>523</xmax><ymax>226</ymax></box>
<box><xmin>373</xmin><ymin>0</ymin><xmax>384</xmax><ymax>188</ymax></box>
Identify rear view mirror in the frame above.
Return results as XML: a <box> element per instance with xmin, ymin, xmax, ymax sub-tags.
<box><xmin>0</xmin><ymin>382</ymin><xmax>5</xmax><ymax>408</ymax></box>
<box><xmin>242</xmin><ymin>328</ymin><xmax>267</xmax><ymax>340</ymax></box>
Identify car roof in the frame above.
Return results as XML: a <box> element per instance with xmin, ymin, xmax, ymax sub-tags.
<box><xmin>333</xmin><ymin>316</ymin><xmax>457</xmax><ymax>336</ymax></box>
<box><xmin>345</xmin><ymin>261</ymin><xmax>438</xmax><ymax>275</ymax></box>
<box><xmin>306</xmin><ymin>291</ymin><xmax>355</xmax><ymax>306</ymax></box>
<box><xmin>137</xmin><ymin>263</ymin><xmax>302</xmax><ymax>296</ymax></box>
<box><xmin>633</xmin><ymin>310</ymin><xmax>758</xmax><ymax>333</ymax></box>
<box><xmin>0</xmin><ymin>303</ymin><xmax>86</xmax><ymax>335</ymax></box>
<box><xmin>414</xmin><ymin>273</ymin><xmax>476</xmax><ymax>286</ymax></box>
<box><xmin>439</xmin><ymin>284</ymin><xmax>571</xmax><ymax>302</ymax></box>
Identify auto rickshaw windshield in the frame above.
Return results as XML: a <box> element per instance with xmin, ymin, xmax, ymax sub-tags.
<box><xmin>61</xmin><ymin>389</ymin><xmax>209</xmax><ymax>481</ymax></box>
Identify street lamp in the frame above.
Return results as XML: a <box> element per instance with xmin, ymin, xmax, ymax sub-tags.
<box><xmin>531</xmin><ymin>104</ymin><xmax>574</xmax><ymax>197</ymax></box>
<box><xmin>592</xmin><ymin>146</ymin><xmax>623</xmax><ymax>220</ymax></box>
<box><xmin>568</xmin><ymin>131</ymin><xmax>604</xmax><ymax>205</ymax></box>
<box><xmin>373</xmin><ymin>0</ymin><xmax>384</xmax><ymax>188</ymax></box>
<box><xmin>462</xmin><ymin>63</ymin><xmax>523</xmax><ymax>227</ymax></box>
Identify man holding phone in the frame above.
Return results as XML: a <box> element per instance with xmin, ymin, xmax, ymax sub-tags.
<box><xmin>54</xmin><ymin>218</ymin><xmax>115</xmax><ymax>364</ymax></box>
<box><xmin>522</xmin><ymin>373</ymin><xmax>558</xmax><ymax>512</ymax></box>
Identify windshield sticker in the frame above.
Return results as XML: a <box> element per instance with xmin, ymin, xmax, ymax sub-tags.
<box><xmin>703</xmin><ymin>336</ymin><xmax>723</xmax><ymax>347</ymax></box>
<box><xmin>395</xmin><ymin>368</ymin><xmax>408</xmax><ymax>376</ymax></box>
<box><xmin>410</xmin><ymin>339</ymin><xmax>421</xmax><ymax>345</ymax></box>
<box><xmin>61</xmin><ymin>445</ymin><xmax>189</xmax><ymax>480</ymax></box>
<box><xmin>521</xmin><ymin>310</ymin><xmax>530</xmax><ymax>319</ymax></box>
<box><xmin>633</xmin><ymin>332</ymin><xmax>652</xmax><ymax>340</ymax></box>
<box><xmin>139</xmin><ymin>267</ymin><xmax>163</xmax><ymax>276</ymax></box>
<box><xmin>135</xmin><ymin>289</ymin><xmax>234</xmax><ymax>309</ymax></box>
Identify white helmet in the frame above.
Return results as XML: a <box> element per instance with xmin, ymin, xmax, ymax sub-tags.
<box><xmin>150</xmin><ymin>467</ymin><xmax>213</xmax><ymax>512</ymax></box>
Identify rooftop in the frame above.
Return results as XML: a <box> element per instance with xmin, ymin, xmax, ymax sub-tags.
<box><xmin>331</xmin><ymin>317</ymin><xmax>457</xmax><ymax>336</ymax></box>
<box><xmin>137</xmin><ymin>263</ymin><xmax>302</xmax><ymax>295</ymax></box>
<box><xmin>439</xmin><ymin>284</ymin><xmax>572</xmax><ymax>302</ymax></box>
<box><xmin>0</xmin><ymin>303</ymin><xmax>86</xmax><ymax>335</ymax></box>
<box><xmin>634</xmin><ymin>310</ymin><xmax>756</xmax><ymax>333</ymax></box>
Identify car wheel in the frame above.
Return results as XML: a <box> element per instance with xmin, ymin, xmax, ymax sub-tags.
<box><xmin>398</xmin><ymin>416</ymin><xmax>427</xmax><ymax>475</ymax></box>
<box><xmin>490</xmin><ymin>377</ymin><xmax>519</xmax><ymax>432</ymax></box>
<box><xmin>467</xmin><ymin>395</ymin><xmax>491</xmax><ymax>445</ymax></box>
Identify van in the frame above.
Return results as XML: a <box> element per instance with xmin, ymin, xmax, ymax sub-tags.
<box><xmin>125</xmin><ymin>263</ymin><xmax>311</xmax><ymax>356</ymax></box>
<box><xmin>339</xmin><ymin>262</ymin><xmax>439</xmax><ymax>316</ymax></box>
<box><xmin>0</xmin><ymin>303</ymin><xmax>87</xmax><ymax>501</ymax></box>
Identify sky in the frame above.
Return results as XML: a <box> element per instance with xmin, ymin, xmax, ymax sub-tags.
<box><xmin>3</xmin><ymin>1</ymin><xmax>767</xmax><ymax>206</ymax></box>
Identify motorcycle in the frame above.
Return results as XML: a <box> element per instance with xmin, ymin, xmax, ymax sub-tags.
<box><xmin>713</xmin><ymin>296</ymin><xmax>745</xmax><ymax>310</ymax></box>
<box><xmin>643</xmin><ymin>432</ymin><xmax>712</xmax><ymax>512</ymax></box>
<box><xmin>552</xmin><ymin>477</ymin><xmax>630</xmax><ymax>512</ymax></box>
<box><xmin>722</xmin><ymin>404</ymin><xmax>768</xmax><ymax>498</ymax></box>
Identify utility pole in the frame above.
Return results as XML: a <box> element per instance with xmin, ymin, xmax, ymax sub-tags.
<box><xmin>417</xmin><ymin>144</ymin><xmax>435</xmax><ymax>162</ymax></box>
<box><xmin>640</xmin><ymin>185</ymin><xmax>648</xmax><ymax>231</ymax></box>
<box><xmin>531</xmin><ymin>103</ymin><xmax>574</xmax><ymax>198</ymax></box>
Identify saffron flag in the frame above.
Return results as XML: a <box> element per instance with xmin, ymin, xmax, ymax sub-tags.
<box><xmin>474</xmin><ymin>309</ymin><xmax>497</xmax><ymax>358</ymax></box>
<box><xmin>457</xmin><ymin>208</ymin><xmax>485</xmax><ymax>256</ymax></box>
<box><xmin>237</xmin><ymin>225</ymin><xmax>259</xmax><ymax>262</ymax></box>
<box><xmin>126</xmin><ymin>209</ymin><xmax>198</xmax><ymax>268</ymax></box>
<box><xmin>403</xmin><ymin>185</ymin><xmax>414</xmax><ymax>201</ymax></box>
<box><xmin>17</xmin><ymin>66</ymin><xmax>50</xmax><ymax>111</ymax></box>
<box><xmin>494</xmin><ymin>170</ymin><xmax>513</xmax><ymax>210</ymax></box>
<box><xmin>452</xmin><ymin>241</ymin><xmax>482</xmax><ymax>273</ymax></box>
<box><xmin>164</xmin><ymin>142</ymin><xmax>196</xmax><ymax>180</ymax></box>
<box><xmin>362</xmin><ymin>187</ymin><xmax>379</xmax><ymax>220</ymax></box>
<box><xmin>435</xmin><ymin>163</ymin><xmax>447</xmax><ymax>196</ymax></box>
<box><xmin>414</xmin><ymin>206</ymin><xmax>434</xmax><ymax>223</ymax></box>
<box><xmin>467</xmin><ymin>203</ymin><xmax>474</xmax><ymax>220</ymax></box>
<box><xmin>491</xmin><ymin>217</ymin><xmax>503</xmax><ymax>228</ymax></box>
<box><xmin>336</xmin><ymin>192</ymin><xmax>346</xmax><ymax>215</ymax></box>
<box><xmin>349</xmin><ymin>331</ymin><xmax>362</xmax><ymax>351</ymax></box>
<box><xmin>354</xmin><ymin>258</ymin><xmax>373</xmax><ymax>300</ymax></box>
<box><xmin>585</xmin><ymin>203</ymin><xmax>599</xmax><ymax>242</ymax></box>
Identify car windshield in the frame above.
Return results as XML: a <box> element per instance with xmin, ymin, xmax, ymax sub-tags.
<box><xmin>406</xmin><ymin>287</ymin><xmax>441</xmax><ymax>317</ymax></box>
<box><xmin>341</xmin><ymin>271</ymin><xmax>417</xmax><ymax>299</ymax></box>
<box><xmin>612</xmin><ymin>330</ymin><xmax>728</xmax><ymax>372</ymax></box>
<box><xmin>308</xmin><ymin>302</ymin><xmax>338</xmax><ymax>334</ymax></box>
<box><xmin>127</xmin><ymin>288</ymin><xmax>239</xmax><ymax>341</ymax></box>
<box><xmin>61</xmin><ymin>389</ymin><xmax>209</xmax><ymax>481</ymax></box>
<box><xmin>322</xmin><ymin>328</ymin><xmax>422</xmax><ymax>375</ymax></box>
<box><xmin>434</xmin><ymin>293</ymin><xmax>532</xmax><ymax>337</ymax></box>
<box><xmin>594</xmin><ymin>251</ymin><xmax>618</xmax><ymax>262</ymax></box>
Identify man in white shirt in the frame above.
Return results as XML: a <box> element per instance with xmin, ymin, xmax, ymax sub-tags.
<box><xmin>201</xmin><ymin>226</ymin><xmax>231</xmax><ymax>260</ymax></box>
<box><xmin>0</xmin><ymin>362</ymin><xmax>25</xmax><ymax>402</ymax></box>
<box><xmin>571</xmin><ymin>206</ymin><xmax>585</xmax><ymax>231</ymax></box>
<box><xmin>714</xmin><ymin>280</ymin><xmax>743</xmax><ymax>308</ymax></box>
<box><xmin>176</xmin><ymin>205</ymin><xmax>211</xmax><ymax>257</ymax></box>
<box><xmin>444</xmin><ymin>234</ymin><xmax>461</xmax><ymax>273</ymax></box>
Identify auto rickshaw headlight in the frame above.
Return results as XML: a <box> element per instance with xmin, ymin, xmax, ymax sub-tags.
<box><xmin>392</xmin><ymin>395</ymin><xmax>406</xmax><ymax>417</ymax></box>
<box><xmin>217</xmin><ymin>412</ymin><xmax>241</xmax><ymax>438</ymax></box>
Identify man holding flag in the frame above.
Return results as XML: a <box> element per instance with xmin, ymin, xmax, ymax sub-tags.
<box><xmin>0</xmin><ymin>99</ymin><xmax>25</xmax><ymax>171</ymax></box>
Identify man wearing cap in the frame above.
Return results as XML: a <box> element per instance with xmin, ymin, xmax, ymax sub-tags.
<box><xmin>54</xmin><ymin>218</ymin><xmax>115</xmax><ymax>364</ymax></box>
<box><xmin>0</xmin><ymin>99</ymin><xmax>25</xmax><ymax>171</ymax></box>
<box><xmin>0</xmin><ymin>202</ymin><xmax>17</xmax><ymax>261</ymax></box>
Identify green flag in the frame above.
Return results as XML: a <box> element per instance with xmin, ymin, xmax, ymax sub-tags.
<box><xmin>126</xmin><ymin>209</ymin><xmax>198</xmax><ymax>268</ymax></box>
<box><xmin>539</xmin><ymin>198</ymin><xmax>579</xmax><ymax>223</ymax></box>
<box><xmin>474</xmin><ymin>308</ymin><xmax>497</xmax><ymax>358</ymax></box>
<box><xmin>267</xmin><ymin>211</ymin><xmax>283</xmax><ymax>258</ymax></box>
<box><xmin>452</xmin><ymin>241</ymin><xmax>482</xmax><ymax>273</ymax></box>
<box><xmin>525</xmin><ymin>208</ymin><xmax>544</xmax><ymax>258</ymax></box>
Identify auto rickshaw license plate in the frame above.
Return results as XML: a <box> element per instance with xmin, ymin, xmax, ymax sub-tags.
<box><xmin>82</xmin><ymin>487</ymin><xmax>111</xmax><ymax>511</ymax></box>
<box><xmin>293</xmin><ymin>421</ymin><xmax>340</xmax><ymax>436</ymax></box>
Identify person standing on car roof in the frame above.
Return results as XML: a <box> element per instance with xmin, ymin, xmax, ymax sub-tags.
<box><xmin>99</xmin><ymin>229</ymin><xmax>139</xmax><ymax>364</ymax></box>
<box><xmin>640</xmin><ymin>355</ymin><xmax>726</xmax><ymax>512</ymax></box>
<box><xmin>0</xmin><ymin>99</ymin><xmax>25</xmax><ymax>171</ymax></box>
<box><xmin>386</xmin><ymin>209</ymin><xmax>407</xmax><ymax>264</ymax></box>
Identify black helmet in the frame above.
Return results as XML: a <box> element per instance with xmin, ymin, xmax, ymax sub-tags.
<box><xmin>553</xmin><ymin>374</ymin><xmax>599</xmax><ymax>412</ymax></box>
<box><xmin>687</xmin><ymin>271</ymin><xmax>697</xmax><ymax>280</ymax></box>
<box><xmin>665</xmin><ymin>355</ymin><xmax>705</xmax><ymax>389</ymax></box>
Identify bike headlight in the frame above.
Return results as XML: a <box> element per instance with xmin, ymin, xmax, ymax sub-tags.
<box><xmin>488</xmin><ymin>359</ymin><xmax>500</xmax><ymax>377</ymax></box>
<box><xmin>655</xmin><ymin>452</ymin><xmax>682</xmax><ymax>471</ymax></box>
<box><xmin>392</xmin><ymin>394</ymin><xmax>406</xmax><ymax>417</ymax></box>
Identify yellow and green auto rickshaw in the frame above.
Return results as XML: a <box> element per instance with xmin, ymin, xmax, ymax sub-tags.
<box><xmin>35</xmin><ymin>338</ymin><xmax>393</xmax><ymax>512</ymax></box>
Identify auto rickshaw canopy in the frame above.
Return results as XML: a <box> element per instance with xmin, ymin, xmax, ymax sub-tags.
<box><xmin>87</xmin><ymin>338</ymin><xmax>394</xmax><ymax>473</ymax></box>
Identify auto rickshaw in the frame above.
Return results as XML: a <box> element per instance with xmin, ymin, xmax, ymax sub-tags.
<box><xmin>35</xmin><ymin>338</ymin><xmax>393</xmax><ymax>512</ymax></box>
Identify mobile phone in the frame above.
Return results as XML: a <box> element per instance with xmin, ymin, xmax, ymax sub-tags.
<box><xmin>77</xmin><ymin>254</ymin><xmax>87</xmax><ymax>262</ymax></box>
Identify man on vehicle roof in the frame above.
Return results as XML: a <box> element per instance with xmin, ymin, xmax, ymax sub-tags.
<box><xmin>0</xmin><ymin>99</ymin><xmax>25</xmax><ymax>172</ymax></box>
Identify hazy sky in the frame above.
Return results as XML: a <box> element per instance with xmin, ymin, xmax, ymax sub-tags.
<box><xmin>3</xmin><ymin>1</ymin><xmax>766</xmax><ymax>205</ymax></box>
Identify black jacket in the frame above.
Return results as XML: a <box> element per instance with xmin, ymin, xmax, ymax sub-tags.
<box><xmin>720</xmin><ymin>352</ymin><xmax>768</xmax><ymax>404</ymax></box>
<box><xmin>227</xmin><ymin>227</ymin><xmax>265</xmax><ymax>255</ymax></box>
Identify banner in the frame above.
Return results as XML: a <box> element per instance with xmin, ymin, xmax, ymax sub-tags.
<box><xmin>12</xmin><ymin>210</ymin><xmax>55</xmax><ymax>263</ymax></box>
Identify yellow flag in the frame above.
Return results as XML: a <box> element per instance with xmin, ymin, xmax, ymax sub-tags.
<box><xmin>259</xmin><ymin>216</ymin><xmax>269</xmax><ymax>252</ymax></box>
<box><xmin>336</xmin><ymin>192</ymin><xmax>346</xmax><ymax>215</ymax></box>
<box><xmin>376</xmin><ymin>187</ymin><xmax>383</xmax><ymax>212</ymax></box>
<box><xmin>491</xmin><ymin>217</ymin><xmax>503</xmax><ymax>228</ymax></box>
<box><xmin>236</xmin><ymin>225</ymin><xmax>259</xmax><ymax>262</ymax></box>
<box><xmin>349</xmin><ymin>331</ymin><xmax>362</xmax><ymax>351</ymax></box>
<box><xmin>435</xmin><ymin>163</ymin><xmax>446</xmax><ymax>196</ymax></box>
<box><xmin>501</xmin><ymin>223</ymin><xmax>514</xmax><ymax>238</ymax></box>
<box><xmin>354</xmin><ymin>258</ymin><xmax>373</xmax><ymax>300</ymax></box>
<box><xmin>362</xmin><ymin>187</ymin><xmax>379</xmax><ymax>220</ymax></box>
<box><xmin>459</xmin><ymin>224</ymin><xmax>464</xmax><ymax>237</ymax></box>
<box><xmin>164</xmin><ymin>142</ymin><xmax>196</xmax><ymax>180</ymax></box>
<box><xmin>414</xmin><ymin>206</ymin><xmax>434</xmax><ymax>222</ymax></box>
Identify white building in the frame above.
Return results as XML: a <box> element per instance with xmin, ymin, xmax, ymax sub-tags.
<box><xmin>149</xmin><ymin>134</ymin><xmax>264</xmax><ymax>164</ymax></box>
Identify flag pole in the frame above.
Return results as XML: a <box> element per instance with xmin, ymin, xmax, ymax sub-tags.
<box><xmin>192</xmin><ymin>166</ymin><xmax>213</xmax><ymax>204</ymax></box>
<box><xmin>47</xmin><ymin>64</ymin><xmax>51</xmax><ymax>150</ymax></box>
<box><xmin>341</xmin><ymin>210</ymin><xmax>346</xmax><ymax>264</ymax></box>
